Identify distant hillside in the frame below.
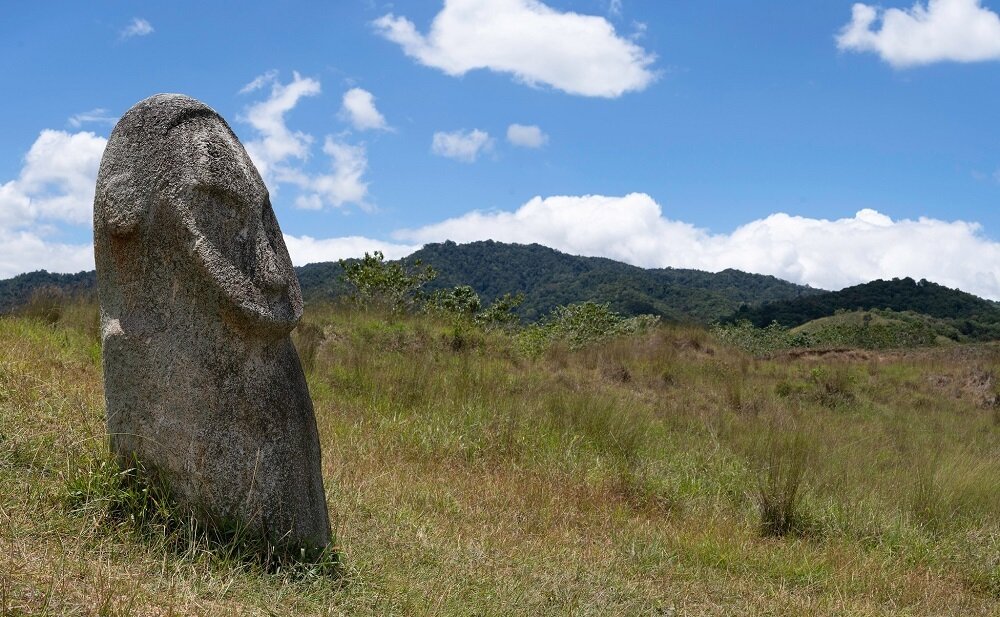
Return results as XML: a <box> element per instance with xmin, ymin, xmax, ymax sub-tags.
<box><xmin>0</xmin><ymin>240</ymin><xmax>830</xmax><ymax>324</ymax></box>
<box><xmin>0</xmin><ymin>270</ymin><xmax>96</xmax><ymax>313</ymax></box>
<box><xmin>297</xmin><ymin>240</ymin><xmax>822</xmax><ymax>323</ymax></box>
<box><xmin>728</xmin><ymin>277</ymin><xmax>1000</xmax><ymax>341</ymax></box>
<box><xmin>791</xmin><ymin>309</ymin><xmax>964</xmax><ymax>348</ymax></box>
<box><xmin>1</xmin><ymin>241</ymin><xmax>820</xmax><ymax>323</ymax></box>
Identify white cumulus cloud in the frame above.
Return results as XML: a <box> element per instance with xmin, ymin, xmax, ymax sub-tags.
<box><xmin>121</xmin><ymin>17</ymin><xmax>154</xmax><ymax>39</ymax></box>
<box><xmin>0</xmin><ymin>130</ymin><xmax>107</xmax><ymax>277</ymax></box>
<box><xmin>241</xmin><ymin>71</ymin><xmax>321</xmax><ymax>182</ymax></box>
<box><xmin>373</xmin><ymin>0</ymin><xmax>657</xmax><ymax>97</ymax></box>
<box><xmin>0</xmin><ymin>231</ymin><xmax>95</xmax><ymax>279</ymax></box>
<box><xmin>293</xmin><ymin>138</ymin><xmax>371</xmax><ymax>210</ymax></box>
<box><xmin>506</xmin><ymin>123</ymin><xmax>548</xmax><ymax>148</ymax></box>
<box><xmin>239</xmin><ymin>72</ymin><xmax>371</xmax><ymax>210</ymax></box>
<box><xmin>0</xmin><ymin>130</ymin><xmax>108</xmax><ymax>227</ymax></box>
<box><xmin>340</xmin><ymin>88</ymin><xmax>389</xmax><ymax>131</ymax></box>
<box><xmin>392</xmin><ymin>193</ymin><xmax>1000</xmax><ymax>300</ymax></box>
<box><xmin>282</xmin><ymin>234</ymin><xmax>419</xmax><ymax>266</ymax></box>
<box><xmin>432</xmin><ymin>129</ymin><xmax>493</xmax><ymax>162</ymax></box>
<box><xmin>837</xmin><ymin>0</ymin><xmax>1000</xmax><ymax>67</ymax></box>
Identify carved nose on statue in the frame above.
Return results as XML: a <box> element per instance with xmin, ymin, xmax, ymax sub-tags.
<box><xmin>257</xmin><ymin>229</ymin><xmax>286</xmax><ymax>293</ymax></box>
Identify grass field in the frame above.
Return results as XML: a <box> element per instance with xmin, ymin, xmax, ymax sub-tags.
<box><xmin>1</xmin><ymin>300</ymin><xmax>998</xmax><ymax>615</ymax></box>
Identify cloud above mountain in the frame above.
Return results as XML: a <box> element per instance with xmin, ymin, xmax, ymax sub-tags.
<box><xmin>392</xmin><ymin>193</ymin><xmax>1000</xmax><ymax>299</ymax></box>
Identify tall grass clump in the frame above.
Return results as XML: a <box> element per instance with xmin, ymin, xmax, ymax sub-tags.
<box><xmin>734</xmin><ymin>410</ymin><xmax>816</xmax><ymax>537</ymax></box>
<box><xmin>292</xmin><ymin>320</ymin><xmax>327</xmax><ymax>374</ymax></box>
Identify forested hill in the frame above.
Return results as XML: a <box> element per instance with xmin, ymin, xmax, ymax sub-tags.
<box><xmin>299</xmin><ymin>240</ymin><xmax>821</xmax><ymax>322</ymax></box>
<box><xmin>0</xmin><ymin>270</ymin><xmax>96</xmax><ymax>313</ymax></box>
<box><xmin>727</xmin><ymin>277</ymin><xmax>1000</xmax><ymax>340</ymax></box>
<box><xmin>3</xmin><ymin>241</ymin><xmax>818</xmax><ymax>323</ymax></box>
<box><xmin>418</xmin><ymin>241</ymin><xmax>822</xmax><ymax>321</ymax></box>
<box><xmin>9</xmin><ymin>245</ymin><xmax>999</xmax><ymax>333</ymax></box>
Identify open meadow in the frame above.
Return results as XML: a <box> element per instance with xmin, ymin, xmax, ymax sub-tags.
<box><xmin>1</xmin><ymin>299</ymin><xmax>998</xmax><ymax>615</ymax></box>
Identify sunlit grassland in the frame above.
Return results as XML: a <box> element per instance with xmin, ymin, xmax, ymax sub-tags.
<box><xmin>1</xmin><ymin>300</ymin><xmax>998</xmax><ymax>615</ymax></box>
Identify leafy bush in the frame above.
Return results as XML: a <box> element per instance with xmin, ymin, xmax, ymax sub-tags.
<box><xmin>712</xmin><ymin>311</ymin><xmax>946</xmax><ymax>356</ymax></box>
<box><xmin>18</xmin><ymin>286</ymin><xmax>69</xmax><ymax>324</ymax></box>
<box><xmin>711</xmin><ymin>320</ymin><xmax>808</xmax><ymax>355</ymax></box>
<box><xmin>292</xmin><ymin>321</ymin><xmax>326</xmax><ymax>374</ymax></box>
<box><xmin>474</xmin><ymin>292</ymin><xmax>525</xmax><ymax>331</ymax></box>
<box><xmin>427</xmin><ymin>285</ymin><xmax>482</xmax><ymax>317</ymax></box>
<box><xmin>15</xmin><ymin>286</ymin><xmax>101</xmax><ymax>355</ymax></box>
<box><xmin>518</xmin><ymin>301</ymin><xmax>660</xmax><ymax>356</ymax></box>
<box><xmin>339</xmin><ymin>251</ymin><xmax>437</xmax><ymax>314</ymax></box>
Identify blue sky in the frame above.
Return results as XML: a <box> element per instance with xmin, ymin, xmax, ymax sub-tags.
<box><xmin>2</xmin><ymin>0</ymin><xmax>1000</xmax><ymax>297</ymax></box>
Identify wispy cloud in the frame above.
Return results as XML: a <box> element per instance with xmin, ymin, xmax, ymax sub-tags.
<box><xmin>240</xmin><ymin>71</ymin><xmax>321</xmax><ymax>182</ymax></box>
<box><xmin>507</xmin><ymin>124</ymin><xmax>548</xmax><ymax>148</ymax></box>
<box><xmin>0</xmin><ymin>130</ymin><xmax>108</xmax><ymax>227</ymax></box>
<box><xmin>120</xmin><ymin>17</ymin><xmax>154</xmax><ymax>40</ymax></box>
<box><xmin>431</xmin><ymin>129</ymin><xmax>493</xmax><ymax>162</ymax></box>
<box><xmin>239</xmin><ymin>69</ymin><xmax>279</xmax><ymax>94</ymax></box>
<box><xmin>0</xmin><ymin>129</ymin><xmax>108</xmax><ymax>277</ymax></box>
<box><xmin>293</xmin><ymin>138</ymin><xmax>372</xmax><ymax>211</ymax></box>
<box><xmin>67</xmin><ymin>108</ymin><xmax>116</xmax><ymax>129</ymax></box>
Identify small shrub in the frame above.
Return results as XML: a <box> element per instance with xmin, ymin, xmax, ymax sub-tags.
<box><xmin>711</xmin><ymin>320</ymin><xmax>806</xmax><ymax>356</ymax></box>
<box><xmin>14</xmin><ymin>287</ymin><xmax>100</xmax><ymax>347</ymax></box>
<box><xmin>609</xmin><ymin>462</ymin><xmax>679</xmax><ymax>514</ymax></box>
<box><xmin>339</xmin><ymin>250</ymin><xmax>437</xmax><ymax>314</ymax></box>
<box><xmin>519</xmin><ymin>301</ymin><xmax>660</xmax><ymax>356</ymax></box>
<box><xmin>18</xmin><ymin>286</ymin><xmax>68</xmax><ymax>324</ymax></box>
<box><xmin>474</xmin><ymin>292</ymin><xmax>525</xmax><ymax>331</ymax></box>
<box><xmin>807</xmin><ymin>364</ymin><xmax>856</xmax><ymax>408</ymax></box>
<box><xmin>65</xmin><ymin>456</ymin><xmax>179</xmax><ymax>536</ymax></box>
<box><xmin>543</xmin><ymin>392</ymin><xmax>648</xmax><ymax>465</ymax></box>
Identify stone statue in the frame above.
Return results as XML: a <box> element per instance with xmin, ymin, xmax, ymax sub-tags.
<box><xmin>93</xmin><ymin>94</ymin><xmax>331</xmax><ymax>550</ymax></box>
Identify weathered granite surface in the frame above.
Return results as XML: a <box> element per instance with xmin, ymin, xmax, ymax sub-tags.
<box><xmin>93</xmin><ymin>94</ymin><xmax>331</xmax><ymax>549</ymax></box>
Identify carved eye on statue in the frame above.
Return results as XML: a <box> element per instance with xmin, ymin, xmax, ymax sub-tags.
<box><xmin>188</xmin><ymin>184</ymin><xmax>255</xmax><ymax>270</ymax></box>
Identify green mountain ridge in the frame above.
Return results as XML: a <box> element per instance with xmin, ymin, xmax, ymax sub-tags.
<box><xmin>296</xmin><ymin>240</ymin><xmax>823</xmax><ymax>322</ymax></box>
<box><xmin>2</xmin><ymin>241</ymin><xmax>817</xmax><ymax>323</ymax></box>
<box><xmin>0</xmin><ymin>270</ymin><xmax>97</xmax><ymax>314</ymax></box>
<box><xmin>5</xmin><ymin>242</ymin><xmax>997</xmax><ymax>337</ymax></box>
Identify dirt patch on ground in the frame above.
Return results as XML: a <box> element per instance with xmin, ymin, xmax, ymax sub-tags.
<box><xmin>926</xmin><ymin>369</ymin><xmax>999</xmax><ymax>409</ymax></box>
<box><xmin>779</xmin><ymin>348</ymin><xmax>874</xmax><ymax>362</ymax></box>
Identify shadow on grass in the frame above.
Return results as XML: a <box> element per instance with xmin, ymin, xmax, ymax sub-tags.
<box><xmin>63</xmin><ymin>456</ymin><xmax>343</xmax><ymax>582</ymax></box>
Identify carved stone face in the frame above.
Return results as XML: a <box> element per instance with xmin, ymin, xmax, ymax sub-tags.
<box><xmin>168</xmin><ymin>114</ymin><xmax>303</xmax><ymax>335</ymax></box>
